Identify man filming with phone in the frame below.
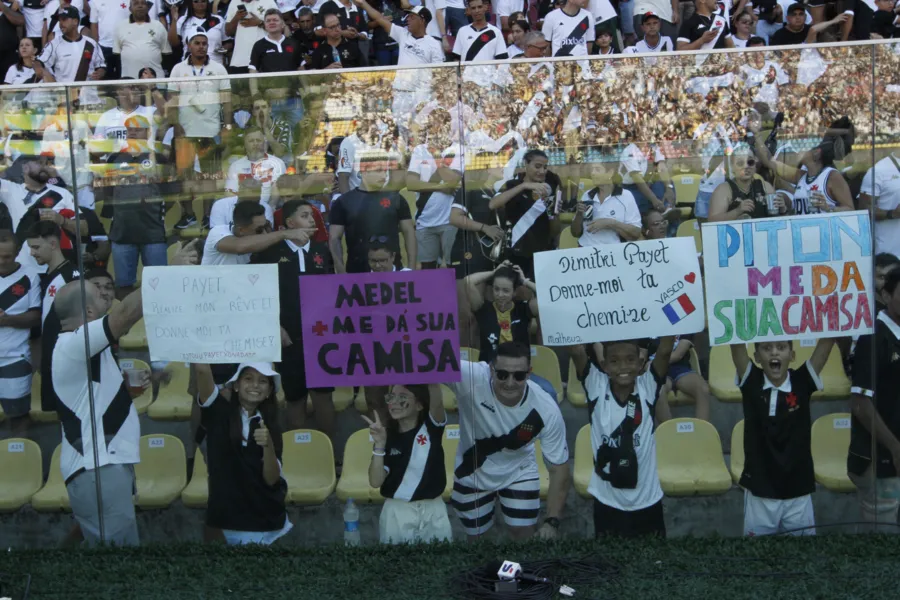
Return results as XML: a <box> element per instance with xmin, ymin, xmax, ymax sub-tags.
<box><xmin>676</xmin><ymin>0</ymin><xmax>735</xmax><ymax>50</ymax></box>
<box><xmin>226</xmin><ymin>0</ymin><xmax>279</xmax><ymax>74</ymax></box>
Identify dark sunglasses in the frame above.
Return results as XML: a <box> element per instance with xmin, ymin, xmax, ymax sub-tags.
<box><xmin>738</xmin><ymin>158</ymin><xmax>757</xmax><ymax>167</ymax></box>
<box><xmin>494</xmin><ymin>369</ymin><xmax>528</xmax><ymax>381</ymax></box>
<box><xmin>368</xmin><ymin>235</ymin><xmax>389</xmax><ymax>243</ymax></box>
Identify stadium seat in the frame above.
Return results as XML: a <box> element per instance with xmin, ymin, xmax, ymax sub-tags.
<box><xmin>573</xmin><ymin>424</ymin><xmax>592</xmax><ymax>498</ymax></box>
<box><xmin>0</xmin><ymin>439</ymin><xmax>43</xmax><ymax>512</ymax></box>
<box><xmin>440</xmin><ymin>384</ymin><xmax>458</xmax><ymax>412</ymax></box>
<box><xmin>811</xmin><ymin>413</ymin><xmax>855</xmax><ymax>492</ymax></box>
<box><xmin>708</xmin><ymin>346</ymin><xmax>743</xmax><ymax>403</ymax></box>
<box><xmin>301</xmin><ymin>388</ymin><xmax>355</xmax><ymax>414</ymax></box>
<box><xmin>676</xmin><ymin>219</ymin><xmax>703</xmax><ymax>255</ymax></box>
<box><xmin>134</xmin><ymin>434</ymin><xmax>187</xmax><ymax>509</ymax></box>
<box><xmin>119</xmin><ymin>317</ymin><xmax>148</xmax><ymax>350</ymax></box>
<box><xmin>656</xmin><ymin>418</ymin><xmax>732</xmax><ymax>496</ymax></box>
<box><xmin>567</xmin><ymin>359</ymin><xmax>587</xmax><ymax>407</ymax></box>
<box><xmin>283</xmin><ymin>430</ymin><xmax>337</xmax><ymax>504</ymax></box>
<box><xmin>29</xmin><ymin>373</ymin><xmax>58</xmax><ymax>423</ymax></box>
<box><xmin>119</xmin><ymin>358</ymin><xmax>153</xmax><ymax>414</ymax></box>
<box><xmin>535</xmin><ymin>440</ymin><xmax>550</xmax><ymax>500</ymax></box>
<box><xmin>442</xmin><ymin>425</ymin><xmax>460</xmax><ymax>501</ymax></box>
<box><xmin>559</xmin><ymin>226</ymin><xmax>578</xmax><ymax>250</ymax></box>
<box><xmin>147</xmin><ymin>362</ymin><xmax>193</xmax><ymax>420</ymax></box>
<box><xmin>729</xmin><ymin>420</ymin><xmax>745</xmax><ymax>484</ymax></box>
<box><xmin>31</xmin><ymin>444</ymin><xmax>70</xmax><ymax>512</ymax></box>
<box><xmin>674</xmin><ymin>173</ymin><xmax>701</xmax><ymax>207</ymax></box>
<box><xmin>181</xmin><ymin>453</ymin><xmax>208</xmax><ymax>508</ymax></box>
<box><xmin>336</xmin><ymin>428</ymin><xmax>383</xmax><ymax>503</ymax></box>
<box><xmin>531</xmin><ymin>345</ymin><xmax>563</xmax><ymax>403</ymax></box>
<box><xmin>667</xmin><ymin>349</ymin><xmax>703</xmax><ymax>406</ymax></box>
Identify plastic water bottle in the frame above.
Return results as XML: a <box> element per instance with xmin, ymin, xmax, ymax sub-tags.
<box><xmin>332</xmin><ymin>46</ymin><xmax>341</xmax><ymax>66</ymax></box>
<box><xmin>343</xmin><ymin>498</ymin><xmax>360</xmax><ymax>546</ymax></box>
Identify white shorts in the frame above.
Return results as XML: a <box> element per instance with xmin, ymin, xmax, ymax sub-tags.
<box><xmin>451</xmin><ymin>474</ymin><xmax>541</xmax><ymax>536</ymax></box>
<box><xmin>743</xmin><ymin>490</ymin><xmax>815</xmax><ymax>537</ymax></box>
<box><xmin>379</xmin><ymin>497</ymin><xmax>452</xmax><ymax>544</ymax></box>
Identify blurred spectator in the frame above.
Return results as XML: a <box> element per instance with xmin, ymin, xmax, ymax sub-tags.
<box><xmin>169</xmin><ymin>0</ymin><xmax>228</xmax><ymax>64</ymax></box>
<box><xmin>328</xmin><ymin>153</ymin><xmax>416</xmax><ymax>273</ymax></box>
<box><xmin>39</xmin><ymin>7</ymin><xmax>106</xmax><ymax>82</ymax></box>
<box><xmin>0</xmin><ymin>1</ymin><xmax>25</xmax><ymax>81</ymax></box>
<box><xmin>618</xmin><ymin>143</ymin><xmax>675</xmax><ymax>216</ymax></box>
<box><xmin>42</xmin><ymin>0</ymin><xmax>88</xmax><ymax>46</ymax></box>
<box><xmin>360</xmin><ymin>0</ymin><xmax>407</xmax><ymax>66</ymax></box>
<box><xmin>309</xmin><ymin>13</ymin><xmax>364</xmax><ymax>68</ymax></box>
<box><xmin>641</xmin><ymin>208</ymin><xmax>667</xmax><ymax>240</ymax></box>
<box><xmin>650</xmin><ymin>334</ymin><xmax>710</xmax><ymax>421</ymax></box>
<box><xmin>4</xmin><ymin>37</ymin><xmax>42</xmax><ymax>85</ymax></box>
<box><xmin>167</xmin><ymin>28</ymin><xmax>232</xmax><ymax>230</ymax></box>
<box><xmin>53</xmin><ymin>281</ymin><xmax>144</xmax><ymax>546</ymax></box>
<box><xmin>489</xmin><ymin>149</ymin><xmax>561</xmax><ymax>280</ymax></box>
<box><xmin>593</xmin><ymin>25</ymin><xmax>616</xmax><ymax>52</ymax></box>
<box><xmin>367</xmin><ymin>239</ymin><xmax>411</xmax><ymax>272</ymax></box>
<box><xmin>873</xmin><ymin>253</ymin><xmax>899</xmax><ymax>313</ymax></box>
<box><xmin>632</xmin><ymin>0</ymin><xmax>676</xmax><ymax>43</ymax></box>
<box><xmin>203</xmin><ymin>201</ymin><xmax>304</xmax><ymax>266</ymax></box>
<box><xmin>317</xmin><ymin>0</ymin><xmax>369</xmax><ymax>65</ymax></box>
<box><xmin>223</xmin><ymin>127</ymin><xmax>286</xmax><ymax>212</ymax></box>
<box><xmin>629</xmin><ymin>11</ymin><xmax>674</xmax><ymax>51</ymax></box>
<box><xmin>93</xmin><ymin>80</ymin><xmax>157</xmax><ymax>143</ymax></box>
<box><xmin>571</xmin><ymin>163</ymin><xmax>642</xmax><ymax>245</ymax></box>
<box><xmin>521</xmin><ymin>29</ymin><xmax>551</xmax><ymax>55</ymax></box>
<box><xmin>21</xmin><ymin>0</ymin><xmax>45</xmax><ymax>50</ymax></box>
<box><xmin>731</xmin><ymin>8</ymin><xmax>754</xmax><ymax>46</ymax></box>
<box><xmin>770</xmin><ymin>3</ymin><xmax>847</xmax><ymax>45</ymax></box>
<box><xmin>103</xmin><ymin>115</ymin><xmax>169</xmax><ymax>299</ymax></box>
<box><xmin>591</xmin><ymin>0</ymin><xmax>622</xmax><ymax>52</ymax></box>
<box><xmin>0</xmin><ymin>230</ymin><xmax>41</xmax><ymax>436</ymax></box>
<box><xmin>226</xmin><ymin>0</ymin><xmax>280</xmax><ymax>74</ymax></box>
<box><xmin>452</xmin><ymin>0</ymin><xmax>508</xmax><ymax>87</ymax></box>
<box><xmin>113</xmin><ymin>0</ymin><xmax>172</xmax><ymax>79</ymax></box>
<box><xmin>708</xmin><ymin>149</ymin><xmax>783</xmax><ymax>221</ymax></box>
<box><xmin>291</xmin><ymin>6</ymin><xmax>318</xmax><ymax>64</ymax></box>
<box><xmin>251</xmin><ymin>199</ymin><xmax>335</xmax><ymax>435</ymax></box>
<box><xmin>407</xmin><ymin>137</ymin><xmax>461</xmax><ymax>269</ymax></box>
<box><xmin>676</xmin><ymin>0</ymin><xmax>735</xmax><ymax>50</ymax></box>
<box><xmin>443</xmin><ymin>0</ymin><xmax>465</xmax><ymax>35</ymax></box>
<box><xmin>506</xmin><ymin>17</ymin><xmax>529</xmax><ymax>56</ymax></box>
<box><xmin>859</xmin><ymin>151</ymin><xmax>900</xmax><ymax>258</ymax></box>
<box><xmin>425</xmin><ymin>0</ymin><xmax>448</xmax><ymax>53</ymax></box>
<box><xmin>542</xmin><ymin>0</ymin><xmax>596</xmax><ymax>58</ymax></box>
<box><xmin>870</xmin><ymin>0</ymin><xmax>900</xmax><ymax>38</ymax></box>
<box><xmin>89</xmin><ymin>0</ymin><xmax>134</xmax><ymax>80</ymax></box>
<box><xmin>249</xmin><ymin>9</ymin><xmax>304</xmax><ymax>73</ymax></box>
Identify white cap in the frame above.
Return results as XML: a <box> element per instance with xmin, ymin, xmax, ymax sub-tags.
<box><xmin>226</xmin><ymin>362</ymin><xmax>281</xmax><ymax>394</ymax></box>
<box><xmin>185</xmin><ymin>27</ymin><xmax>209</xmax><ymax>42</ymax></box>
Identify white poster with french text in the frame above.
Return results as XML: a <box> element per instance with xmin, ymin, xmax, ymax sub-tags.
<box><xmin>142</xmin><ymin>265</ymin><xmax>281</xmax><ymax>363</ymax></box>
<box><xmin>534</xmin><ymin>239</ymin><xmax>706</xmax><ymax>345</ymax></box>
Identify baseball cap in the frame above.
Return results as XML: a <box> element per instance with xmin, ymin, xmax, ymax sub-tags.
<box><xmin>404</xmin><ymin>6</ymin><xmax>432</xmax><ymax>24</ymax></box>
<box><xmin>59</xmin><ymin>5</ymin><xmax>79</xmax><ymax>19</ymax></box>
<box><xmin>641</xmin><ymin>11</ymin><xmax>660</xmax><ymax>22</ymax></box>
<box><xmin>226</xmin><ymin>363</ymin><xmax>282</xmax><ymax>394</ymax></box>
<box><xmin>186</xmin><ymin>26</ymin><xmax>209</xmax><ymax>42</ymax></box>
<box><xmin>786</xmin><ymin>2</ymin><xmax>805</xmax><ymax>13</ymax></box>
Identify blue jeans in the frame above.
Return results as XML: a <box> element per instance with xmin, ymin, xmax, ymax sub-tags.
<box><xmin>112</xmin><ymin>242</ymin><xmax>168</xmax><ymax>287</ymax></box>
<box><xmin>618</xmin><ymin>0</ymin><xmax>635</xmax><ymax>34</ymax></box>
<box><xmin>623</xmin><ymin>181</ymin><xmax>666</xmax><ymax>215</ymax></box>
<box><xmin>375</xmin><ymin>45</ymin><xmax>400</xmax><ymax>66</ymax></box>
<box><xmin>445</xmin><ymin>7</ymin><xmax>468</xmax><ymax>35</ymax></box>
<box><xmin>531</xmin><ymin>374</ymin><xmax>558</xmax><ymax>403</ymax></box>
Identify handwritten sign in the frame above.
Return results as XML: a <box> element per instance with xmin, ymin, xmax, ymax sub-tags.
<box><xmin>701</xmin><ymin>212</ymin><xmax>874</xmax><ymax>346</ymax></box>
<box><xmin>142</xmin><ymin>265</ymin><xmax>281</xmax><ymax>363</ymax></box>
<box><xmin>534</xmin><ymin>239</ymin><xmax>706</xmax><ymax>345</ymax></box>
<box><xmin>299</xmin><ymin>270</ymin><xmax>461</xmax><ymax>387</ymax></box>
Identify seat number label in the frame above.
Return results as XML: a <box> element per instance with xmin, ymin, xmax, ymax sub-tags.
<box><xmin>148</xmin><ymin>437</ymin><xmax>165</xmax><ymax>448</ymax></box>
<box><xmin>677</xmin><ymin>422</ymin><xmax>695</xmax><ymax>433</ymax></box>
<box><xmin>8</xmin><ymin>442</ymin><xmax>24</xmax><ymax>453</ymax></box>
<box><xmin>294</xmin><ymin>432</ymin><xmax>311</xmax><ymax>443</ymax></box>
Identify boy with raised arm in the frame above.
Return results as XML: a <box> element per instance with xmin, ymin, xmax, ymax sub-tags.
<box><xmin>570</xmin><ymin>336</ymin><xmax>674</xmax><ymax>538</ymax></box>
<box><xmin>730</xmin><ymin>337</ymin><xmax>835</xmax><ymax>536</ymax></box>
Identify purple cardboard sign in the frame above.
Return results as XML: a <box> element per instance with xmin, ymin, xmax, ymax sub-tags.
<box><xmin>299</xmin><ymin>269</ymin><xmax>461</xmax><ymax>387</ymax></box>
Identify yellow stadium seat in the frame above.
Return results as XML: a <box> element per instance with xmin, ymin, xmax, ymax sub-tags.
<box><xmin>656</xmin><ymin>418</ymin><xmax>732</xmax><ymax>496</ymax></box>
<box><xmin>29</xmin><ymin>373</ymin><xmax>58</xmax><ymax>423</ymax></box>
<box><xmin>283</xmin><ymin>430</ymin><xmax>337</xmax><ymax>504</ymax></box>
<box><xmin>442</xmin><ymin>425</ymin><xmax>460</xmax><ymax>501</ymax></box>
<box><xmin>573</xmin><ymin>424</ymin><xmax>592</xmax><ymax>498</ymax></box>
<box><xmin>118</xmin><ymin>358</ymin><xmax>153</xmax><ymax>414</ymax></box>
<box><xmin>559</xmin><ymin>227</ymin><xmax>579</xmax><ymax>250</ymax></box>
<box><xmin>535</xmin><ymin>440</ymin><xmax>550</xmax><ymax>500</ymax></box>
<box><xmin>32</xmin><ymin>444</ymin><xmax>70</xmax><ymax>512</ymax></box>
<box><xmin>302</xmin><ymin>388</ymin><xmax>356</xmax><ymax>413</ymax></box>
<box><xmin>460</xmin><ymin>347</ymin><xmax>480</xmax><ymax>362</ymax></box>
<box><xmin>134</xmin><ymin>434</ymin><xmax>187</xmax><ymax>509</ymax></box>
<box><xmin>353</xmin><ymin>388</ymin><xmax>369</xmax><ymax>414</ymax></box>
<box><xmin>0</xmin><ymin>439</ymin><xmax>43</xmax><ymax>512</ymax></box>
<box><xmin>440</xmin><ymin>384</ymin><xmax>458</xmax><ymax>412</ymax></box>
<box><xmin>531</xmin><ymin>345</ymin><xmax>563</xmax><ymax>403</ymax></box>
<box><xmin>567</xmin><ymin>359</ymin><xmax>587</xmax><ymax>407</ymax></box>
<box><xmin>119</xmin><ymin>317</ymin><xmax>148</xmax><ymax>350</ymax></box>
<box><xmin>147</xmin><ymin>363</ymin><xmax>193</xmax><ymax>420</ymax></box>
<box><xmin>730</xmin><ymin>420</ymin><xmax>745</xmax><ymax>484</ymax></box>
<box><xmin>336</xmin><ymin>428</ymin><xmax>383</xmax><ymax>503</ymax></box>
<box><xmin>811</xmin><ymin>413</ymin><xmax>855</xmax><ymax>492</ymax></box>
<box><xmin>674</xmin><ymin>173</ymin><xmax>701</xmax><ymax>207</ymax></box>
<box><xmin>667</xmin><ymin>349</ymin><xmax>703</xmax><ymax>407</ymax></box>
<box><xmin>676</xmin><ymin>219</ymin><xmax>702</xmax><ymax>255</ymax></box>
<box><xmin>181</xmin><ymin>452</ymin><xmax>209</xmax><ymax>508</ymax></box>
<box><xmin>710</xmin><ymin>344</ymin><xmax>849</xmax><ymax>403</ymax></box>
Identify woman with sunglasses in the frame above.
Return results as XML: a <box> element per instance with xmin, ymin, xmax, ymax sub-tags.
<box><xmin>708</xmin><ymin>147</ymin><xmax>785</xmax><ymax>222</ymax></box>
<box><xmin>362</xmin><ymin>383</ymin><xmax>451</xmax><ymax>544</ymax></box>
<box><xmin>168</xmin><ymin>0</ymin><xmax>227</xmax><ymax>63</ymax></box>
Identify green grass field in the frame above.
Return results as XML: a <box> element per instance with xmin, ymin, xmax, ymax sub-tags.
<box><xmin>3</xmin><ymin>535</ymin><xmax>900</xmax><ymax>600</ymax></box>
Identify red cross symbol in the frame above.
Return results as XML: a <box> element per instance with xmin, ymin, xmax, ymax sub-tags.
<box><xmin>810</xmin><ymin>185</ymin><xmax>819</xmax><ymax>191</ymax></box>
<box><xmin>416</xmin><ymin>434</ymin><xmax>427</xmax><ymax>445</ymax></box>
<box><xmin>120</xmin><ymin>2</ymin><xmax>126</xmax><ymax>8</ymax></box>
<box><xmin>380</xmin><ymin>198</ymin><xmax>391</xmax><ymax>209</ymax></box>
<box><xmin>785</xmin><ymin>393</ymin><xmax>797</xmax><ymax>408</ymax></box>
<box><xmin>313</xmin><ymin>254</ymin><xmax>323</xmax><ymax>265</ymax></box>
<box><xmin>48</xmin><ymin>285</ymin><xmax>57</xmax><ymax>297</ymax></box>
<box><xmin>311</xmin><ymin>321</ymin><xmax>328</xmax><ymax>336</ymax></box>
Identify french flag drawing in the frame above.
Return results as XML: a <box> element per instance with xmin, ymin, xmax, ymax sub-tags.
<box><xmin>662</xmin><ymin>294</ymin><xmax>696</xmax><ymax>325</ymax></box>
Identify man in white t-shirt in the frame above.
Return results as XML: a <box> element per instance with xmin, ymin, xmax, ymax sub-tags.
<box><xmin>40</xmin><ymin>6</ymin><xmax>105</xmax><ymax>82</ymax></box>
<box><xmin>113</xmin><ymin>0</ymin><xmax>172</xmax><ymax>79</ymax></box>
<box><xmin>89</xmin><ymin>0</ymin><xmax>132</xmax><ymax>79</ymax></box>
<box><xmin>860</xmin><ymin>154</ymin><xmax>900</xmax><ymax>259</ymax></box>
<box><xmin>203</xmin><ymin>200</ymin><xmax>308</xmax><ymax>266</ymax></box>
<box><xmin>630</xmin><ymin>12</ymin><xmax>674</xmax><ymax>53</ymax></box>
<box><xmin>224</xmin><ymin>128</ymin><xmax>287</xmax><ymax>208</ymax></box>
<box><xmin>407</xmin><ymin>143</ymin><xmax>461</xmax><ymax>268</ymax></box>
<box><xmin>93</xmin><ymin>81</ymin><xmax>157</xmax><ymax>143</ymax></box>
<box><xmin>449</xmin><ymin>342</ymin><xmax>570</xmax><ymax>540</ymax></box>
<box><xmin>571</xmin><ymin>164</ymin><xmax>643</xmax><ymax>246</ymax></box>
<box><xmin>633</xmin><ymin>0</ymin><xmax>679</xmax><ymax>43</ymax></box>
<box><xmin>542</xmin><ymin>0</ymin><xmax>596</xmax><ymax>58</ymax></box>
<box><xmin>452</xmin><ymin>0</ymin><xmax>508</xmax><ymax>88</ymax></box>
<box><xmin>225</xmin><ymin>0</ymin><xmax>278</xmax><ymax>73</ymax></box>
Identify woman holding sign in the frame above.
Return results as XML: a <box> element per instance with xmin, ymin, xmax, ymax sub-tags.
<box><xmin>195</xmin><ymin>362</ymin><xmax>291</xmax><ymax>545</ymax></box>
<box><xmin>363</xmin><ymin>383</ymin><xmax>451</xmax><ymax>544</ymax></box>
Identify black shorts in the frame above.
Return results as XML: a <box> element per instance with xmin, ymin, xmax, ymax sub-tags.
<box><xmin>593</xmin><ymin>498</ymin><xmax>666</xmax><ymax>538</ymax></box>
<box><xmin>277</xmin><ymin>347</ymin><xmax>333</xmax><ymax>401</ymax></box>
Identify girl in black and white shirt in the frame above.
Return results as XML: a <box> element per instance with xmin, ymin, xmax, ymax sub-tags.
<box><xmin>363</xmin><ymin>383</ymin><xmax>451</xmax><ymax>544</ymax></box>
<box><xmin>195</xmin><ymin>361</ymin><xmax>291</xmax><ymax>545</ymax></box>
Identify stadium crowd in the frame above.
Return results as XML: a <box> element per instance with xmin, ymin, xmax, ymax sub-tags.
<box><xmin>1</xmin><ymin>0</ymin><xmax>900</xmax><ymax>550</ymax></box>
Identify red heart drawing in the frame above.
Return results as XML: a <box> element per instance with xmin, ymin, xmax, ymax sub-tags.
<box><xmin>149</xmin><ymin>278</ymin><xmax>159</xmax><ymax>290</ymax></box>
<box><xmin>248</xmin><ymin>274</ymin><xmax>259</xmax><ymax>285</ymax></box>
<box><xmin>684</xmin><ymin>272</ymin><xmax>696</xmax><ymax>284</ymax></box>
